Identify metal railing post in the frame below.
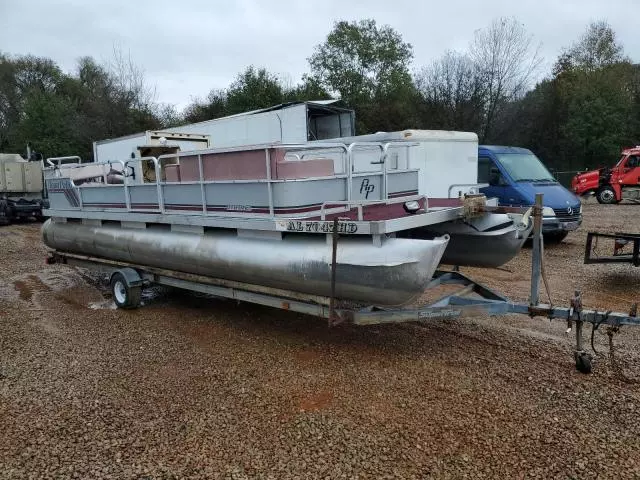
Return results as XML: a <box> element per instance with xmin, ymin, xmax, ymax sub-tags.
<box><xmin>530</xmin><ymin>193</ymin><xmax>544</xmax><ymax>306</ymax></box>
<box><xmin>153</xmin><ymin>157</ymin><xmax>164</xmax><ymax>213</ymax></box>
<box><xmin>266</xmin><ymin>148</ymin><xmax>274</xmax><ymax>217</ymax></box>
<box><xmin>198</xmin><ymin>154</ymin><xmax>206</xmax><ymax>214</ymax></box>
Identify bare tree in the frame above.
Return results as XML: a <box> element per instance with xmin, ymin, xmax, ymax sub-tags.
<box><xmin>108</xmin><ymin>45</ymin><xmax>157</xmax><ymax>111</ymax></box>
<box><xmin>554</xmin><ymin>20</ymin><xmax>628</xmax><ymax>73</ymax></box>
<box><xmin>415</xmin><ymin>50</ymin><xmax>484</xmax><ymax>131</ymax></box>
<box><xmin>470</xmin><ymin>17</ymin><xmax>542</xmax><ymax>142</ymax></box>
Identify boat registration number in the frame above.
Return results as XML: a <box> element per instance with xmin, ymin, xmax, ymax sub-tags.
<box><xmin>276</xmin><ymin>220</ymin><xmax>359</xmax><ymax>234</ymax></box>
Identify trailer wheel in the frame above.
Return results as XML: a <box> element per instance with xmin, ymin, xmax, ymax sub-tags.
<box><xmin>596</xmin><ymin>186</ymin><xmax>617</xmax><ymax>204</ymax></box>
<box><xmin>110</xmin><ymin>272</ymin><xmax>142</xmax><ymax>309</ymax></box>
<box><xmin>574</xmin><ymin>351</ymin><xmax>593</xmax><ymax>374</ymax></box>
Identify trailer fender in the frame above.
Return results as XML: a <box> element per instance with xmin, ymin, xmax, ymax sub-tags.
<box><xmin>110</xmin><ymin>267</ymin><xmax>143</xmax><ymax>288</ymax></box>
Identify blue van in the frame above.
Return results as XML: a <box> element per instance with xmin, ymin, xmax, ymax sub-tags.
<box><xmin>478</xmin><ymin>146</ymin><xmax>582</xmax><ymax>242</ymax></box>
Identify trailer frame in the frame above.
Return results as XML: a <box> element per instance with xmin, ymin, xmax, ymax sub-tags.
<box><xmin>45</xmin><ymin>194</ymin><xmax>640</xmax><ymax>374</ymax></box>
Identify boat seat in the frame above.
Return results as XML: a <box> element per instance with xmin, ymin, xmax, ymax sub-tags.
<box><xmin>274</xmin><ymin>158</ymin><xmax>335</xmax><ymax>179</ymax></box>
<box><xmin>167</xmin><ymin>150</ymin><xmax>334</xmax><ymax>182</ymax></box>
<box><xmin>66</xmin><ymin>164</ymin><xmax>114</xmax><ymax>183</ymax></box>
<box><xmin>178</xmin><ymin>151</ymin><xmax>270</xmax><ymax>182</ymax></box>
<box><xmin>165</xmin><ymin>164</ymin><xmax>180</xmax><ymax>182</ymax></box>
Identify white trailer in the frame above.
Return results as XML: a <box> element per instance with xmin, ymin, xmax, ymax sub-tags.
<box><xmin>161</xmin><ymin>100</ymin><xmax>354</xmax><ymax>148</ymax></box>
<box><xmin>93</xmin><ymin>100</ymin><xmax>355</xmax><ymax>164</ymax></box>
<box><xmin>94</xmin><ymin>130</ymin><xmax>211</xmax><ymax>163</ymax></box>
<box><xmin>315</xmin><ymin>130</ymin><xmax>480</xmax><ymax>199</ymax></box>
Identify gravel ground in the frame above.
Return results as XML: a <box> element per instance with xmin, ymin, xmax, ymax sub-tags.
<box><xmin>1</xmin><ymin>201</ymin><xmax>640</xmax><ymax>479</ymax></box>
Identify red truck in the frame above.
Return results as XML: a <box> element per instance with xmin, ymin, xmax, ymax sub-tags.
<box><xmin>571</xmin><ymin>146</ymin><xmax>640</xmax><ymax>204</ymax></box>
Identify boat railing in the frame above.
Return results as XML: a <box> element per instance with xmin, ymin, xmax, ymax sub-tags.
<box><xmin>44</xmin><ymin>141</ymin><xmax>423</xmax><ymax>218</ymax></box>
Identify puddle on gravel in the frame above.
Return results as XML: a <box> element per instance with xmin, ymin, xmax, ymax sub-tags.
<box><xmin>13</xmin><ymin>275</ymin><xmax>52</xmax><ymax>301</ymax></box>
<box><xmin>89</xmin><ymin>299</ymin><xmax>117</xmax><ymax>310</ymax></box>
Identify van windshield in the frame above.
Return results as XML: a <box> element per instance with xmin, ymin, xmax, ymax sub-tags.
<box><xmin>495</xmin><ymin>153</ymin><xmax>556</xmax><ymax>182</ymax></box>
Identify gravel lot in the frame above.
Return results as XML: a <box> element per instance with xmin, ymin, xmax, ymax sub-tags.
<box><xmin>1</xmin><ymin>200</ymin><xmax>640</xmax><ymax>479</ymax></box>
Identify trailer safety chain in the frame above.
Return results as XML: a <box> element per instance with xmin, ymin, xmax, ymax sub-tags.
<box><xmin>589</xmin><ymin>310</ymin><xmax>610</xmax><ymax>356</ymax></box>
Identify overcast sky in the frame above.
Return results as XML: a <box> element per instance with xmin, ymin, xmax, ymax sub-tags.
<box><xmin>1</xmin><ymin>0</ymin><xmax>638</xmax><ymax>110</ymax></box>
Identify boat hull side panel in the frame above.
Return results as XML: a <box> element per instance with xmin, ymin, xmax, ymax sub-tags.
<box><xmin>402</xmin><ymin>214</ymin><xmax>532</xmax><ymax>268</ymax></box>
<box><xmin>41</xmin><ymin>220</ymin><xmax>448</xmax><ymax>306</ymax></box>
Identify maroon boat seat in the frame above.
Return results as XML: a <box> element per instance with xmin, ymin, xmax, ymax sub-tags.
<box><xmin>169</xmin><ymin>149</ymin><xmax>335</xmax><ymax>182</ymax></box>
<box><xmin>273</xmin><ymin>158</ymin><xmax>334</xmax><ymax>179</ymax></box>
<box><xmin>164</xmin><ymin>164</ymin><xmax>181</xmax><ymax>182</ymax></box>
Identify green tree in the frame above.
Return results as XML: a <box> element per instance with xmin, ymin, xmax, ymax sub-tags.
<box><xmin>225</xmin><ymin>66</ymin><xmax>285</xmax><ymax>115</ymax></box>
<box><xmin>13</xmin><ymin>89</ymin><xmax>82</xmax><ymax>157</ymax></box>
<box><xmin>308</xmin><ymin>19</ymin><xmax>415</xmax><ymax>132</ymax></box>
<box><xmin>183</xmin><ymin>89</ymin><xmax>228</xmax><ymax>124</ymax></box>
<box><xmin>554</xmin><ymin>20</ymin><xmax>628</xmax><ymax>74</ymax></box>
<box><xmin>0</xmin><ymin>54</ymin><xmax>66</xmax><ymax>152</ymax></box>
<box><xmin>561</xmin><ymin>64</ymin><xmax>636</xmax><ymax>165</ymax></box>
<box><xmin>285</xmin><ymin>74</ymin><xmax>332</xmax><ymax>102</ymax></box>
<box><xmin>553</xmin><ymin>21</ymin><xmax>636</xmax><ymax>167</ymax></box>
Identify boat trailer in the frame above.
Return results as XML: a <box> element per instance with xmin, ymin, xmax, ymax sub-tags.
<box><xmin>47</xmin><ymin>195</ymin><xmax>639</xmax><ymax>374</ymax></box>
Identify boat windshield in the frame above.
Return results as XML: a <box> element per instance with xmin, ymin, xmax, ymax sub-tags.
<box><xmin>496</xmin><ymin>153</ymin><xmax>556</xmax><ymax>183</ymax></box>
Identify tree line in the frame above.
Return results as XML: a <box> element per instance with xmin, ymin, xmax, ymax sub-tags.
<box><xmin>1</xmin><ymin>18</ymin><xmax>638</xmax><ymax>174</ymax></box>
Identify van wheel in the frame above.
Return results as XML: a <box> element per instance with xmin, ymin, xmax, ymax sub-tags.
<box><xmin>544</xmin><ymin>231</ymin><xmax>568</xmax><ymax>244</ymax></box>
<box><xmin>596</xmin><ymin>186</ymin><xmax>617</xmax><ymax>204</ymax></box>
<box><xmin>110</xmin><ymin>272</ymin><xmax>142</xmax><ymax>309</ymax></box>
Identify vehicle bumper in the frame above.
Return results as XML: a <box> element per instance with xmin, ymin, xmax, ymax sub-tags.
<box><xmin>10</xmin><ymin>201</ymin><xmax>44</xmax><ymax>216</ymax></box>
<box><xmin>542</xmin><ymin>216</ymin><xmax>582</xmax><ymax>234</ymax></box>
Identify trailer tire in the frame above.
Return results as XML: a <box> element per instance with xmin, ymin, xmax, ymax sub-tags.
<box><xmin>596</xmin><ymin>186</ymin><xmax>617</xmax><ymax>204</ymax></box>
<box><xmin>110</xmin><ymin>272</ymin><xmax>142</xmax><ymax>309</ymax></box>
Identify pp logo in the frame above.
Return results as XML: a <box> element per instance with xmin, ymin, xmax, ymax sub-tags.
<box><xmin>359</xmin><ymin>178</ymin><xmax>375</xmax><ymax>199</ymax></box>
